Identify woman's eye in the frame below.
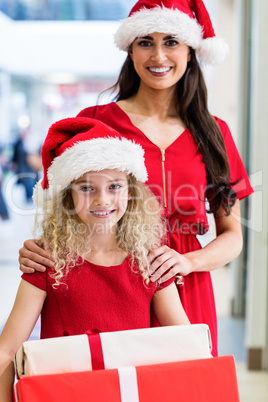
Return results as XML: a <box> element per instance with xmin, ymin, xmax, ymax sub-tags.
<box><xmin>165</xmin><ymin>40</ymin><xmax>179</xmax><ymax>46</ymax></box>
<box><xmin>137</xmin><ymin>40</ymin><xmax>152</xmax><ymax>47</ymax></box>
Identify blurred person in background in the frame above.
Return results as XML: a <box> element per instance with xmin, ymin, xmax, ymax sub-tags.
<box><xmin>0</xmin><ymin>159</ymin><xmax>9</xmax><ymax>220</ymax></box>
<box><xmin>18</xmin><ymin>0</ymin><xmax>253</xmax><ymax>356</ymax></box>
<box><xmin>11</xmin><ymin>126</ymin><xmax>41</xmax><ymax>203</ymax></box>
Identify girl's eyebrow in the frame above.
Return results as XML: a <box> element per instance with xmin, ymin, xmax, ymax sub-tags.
<box><xmin>73</xmin><ymin>179</ymin><xmax>89</xmax><ymax>184</ymax></box>
<box><xmin>107</xmin><ymin>178</ymin><xmax>126</xmax><ymax>183</ymax></box>
<box><xmin>73</xmin><ymin>178</ymin><xmax>126</xmax><ymax>184</ymax></box>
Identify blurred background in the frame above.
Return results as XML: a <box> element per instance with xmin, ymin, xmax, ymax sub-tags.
<box><xmin>0</xmin><ymin>1</ymin><xmax>267</xmax><ymax>400</ymax></box>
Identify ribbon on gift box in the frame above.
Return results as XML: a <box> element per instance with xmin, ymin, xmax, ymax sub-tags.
<box><xmin>85</xmin><ymin>329</ymin><xmax>104</xmax><ymax>370</ymax></box>
<box><xmin>118</xmin><ymin>367</ymin><xmax>139</xmax><ymax>402</ymax></box>
<box><xmin>15</xmin><ymin>324</ymin><xmax>213</xmax><ymax>379</ymax></box>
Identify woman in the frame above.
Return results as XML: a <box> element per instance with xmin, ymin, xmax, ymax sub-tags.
<box><xmin>18</xmin><ymin>0</ymin><xmax>253</xmax><ymax>356</ymax></box>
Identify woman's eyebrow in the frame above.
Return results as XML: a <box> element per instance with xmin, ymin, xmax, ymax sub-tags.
<box><xmin>163</xmin><ymin>35</ymin><xmax>176</xmax><ymax>39</ymax></box>
<box><xmin>137</xmin><ymin>35</ymin><xmax>176</xmax><ymax>40</ymax></box>
<box><xmin>138</xmin><ymin>35</ymin><xmax>154</xmax><ymax>40</ymax></box>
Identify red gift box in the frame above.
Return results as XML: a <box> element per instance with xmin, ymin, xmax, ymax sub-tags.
<box><xmin>14</xmin><ymin>356</ymin><xmax>240</xmax><ymax>402</ymax></box>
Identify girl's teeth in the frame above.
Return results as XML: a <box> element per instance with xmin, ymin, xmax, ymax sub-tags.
<box><xmin>92</xmin><ymin>211</ymin><xmax>111</xmax><ymax>216</ymax></box>
<box><xmin>149</xmin><ymin>67</ymin><xmax>171</xmax><ymax>73</ymax></box>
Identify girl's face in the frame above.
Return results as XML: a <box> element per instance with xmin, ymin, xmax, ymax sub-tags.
<box><xmin>130</xmin><ymin>32</ymin><xmax>191</xmax><ymax>92</ymax></box>
<box><xmin>71</xmin><ymin>169</ymin><xmax>130</xmax><ymax>233</ymax></box>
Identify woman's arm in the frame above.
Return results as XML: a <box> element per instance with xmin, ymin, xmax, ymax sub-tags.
<box><xmin>152</xmin><ymin>282</ymin><xmax>190</xmax><ymax>326</ymax></box>
<box><xmin>148</xmin><ymin>200</ymin><xmax>243</xmax><ymax>282</ymax></box>
<box><xmin>19</xmin><ymin>239</ymin><xmax>54</xmax><ymax>273</ymax></box>
<box><xmin>0</xmin><ymin>280</ymin><xmax>46</xmax><ymax>401</ymax></box>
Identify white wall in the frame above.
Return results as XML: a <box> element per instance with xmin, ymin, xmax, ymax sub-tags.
<box><xmin>245</xmin><ymin>0</ymin><xmax>268</xmax><ymax>369</ymax></box>
<box><xmin>0</xmin><ymin>12</ymin><xmax>125</xmax><ymax>76</ymax></box>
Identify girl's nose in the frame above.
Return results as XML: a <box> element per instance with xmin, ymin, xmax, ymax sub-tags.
<box><xmin>93</xmin><ymin>190</ymin><xmax>111</xmax><ymax>206</ymax></box>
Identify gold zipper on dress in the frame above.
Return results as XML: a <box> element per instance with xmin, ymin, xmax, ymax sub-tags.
<box><xmin>161</xmin><ymin>149</ymin><xmax>167</xmax><ymax>208</ymax></box>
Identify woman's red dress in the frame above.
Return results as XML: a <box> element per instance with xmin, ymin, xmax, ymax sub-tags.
<box><xmin>77</xmin><ymin>102</ymin><xmax>253</xmax><ymax>356</ymax></box>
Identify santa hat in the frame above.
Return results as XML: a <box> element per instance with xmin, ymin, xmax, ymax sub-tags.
<box><xmin>33</xmin><ymin>117</ymin><xmax>147</xmax><ymax>207</ymax></box>
<box><xmin>115</xmin><ymin>0</ymin><xmax>228</xmax><ymax>64</ymax></box>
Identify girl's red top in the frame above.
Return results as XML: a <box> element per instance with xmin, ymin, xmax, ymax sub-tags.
<box><xmin>22</xmin><ymin>256</ymin><xmax>172</xmax><ymax>339</ymax></box>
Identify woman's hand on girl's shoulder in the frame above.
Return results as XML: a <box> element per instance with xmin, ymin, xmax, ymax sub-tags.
<box><xmin>19</xmin><ymin>239</ymin><xmax>54</xmax><ymax>273</ymax></box>
<box><xmin>147</xmin><ymin>245</ymin><xmax>193</xmax><ymax>283</ymax></box>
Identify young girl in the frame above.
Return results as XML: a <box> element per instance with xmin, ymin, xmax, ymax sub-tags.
<box><xmin>0</xmin><ymin>117</ymin><xmax>190</xmax><ymax>401</ymax></box>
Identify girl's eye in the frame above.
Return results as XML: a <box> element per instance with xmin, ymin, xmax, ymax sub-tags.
<box><xmin>80</xmin><ymin>185</ymin><xmax>93</xmax><ymax>192</ymax></box>
<box><xmin>110</xmin><ymin>183</ymin><xmax>121</xmax><ymax>190</ymax></box>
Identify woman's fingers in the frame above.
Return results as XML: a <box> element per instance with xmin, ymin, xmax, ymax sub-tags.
<box><xmin>19</xmin><ymin>263</ymin><xmax>37</xmax><ymax>274</ymax></box>
<box><xmin>147</xmin><ymin>245</ymin><xmax>168</xmax><ymax>264</ymax></box>
<box><xmin>19</xmin><ymin>255</ymin><xmax>49</xmax><ymax>273</ymax></box>
<box><xmin>18</xmin><ymin>239</ymin><xmax>54</xmax><ymax>273</ymax></box>
<box><xmin>148</xmin><ymin>246</ymin><xmax>192</xmax><ymax>282</ymax></box>
<box><xmin>149</xmin><ymin>258</ymin><xmax>179</xmax><ymax>282</ymax></box>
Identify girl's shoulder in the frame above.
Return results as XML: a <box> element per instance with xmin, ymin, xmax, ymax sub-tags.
<box><xmin>21</xmin><ymin>267</ymin><xmax>49</xmax><ymax>291</ymax></box>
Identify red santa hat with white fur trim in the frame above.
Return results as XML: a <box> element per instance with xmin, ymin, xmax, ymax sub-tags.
<box><xmin>33</xmin><ymin>117</ymin><xmax>148</xmax><ymax>207</ymax></box>
<box><xmin>115</xmin><ymin>0</ymin><xmax>228</xmax><ymax>64</ymax></box>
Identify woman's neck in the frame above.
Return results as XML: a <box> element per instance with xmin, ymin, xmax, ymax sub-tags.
<box><xmin>126</xmin><ymin>85</ymin><xmax>178</xmax><ymax>120</ymax></box>
<box><xmin>117</xmin><ymin>85</ymin><xmax>187</xmax><ymax>149</ymax></box>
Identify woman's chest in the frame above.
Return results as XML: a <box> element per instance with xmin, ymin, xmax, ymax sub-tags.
<box><xmin>131</xmin><ymin>116</ymin><xmax>187</xmax><ymax>150</ymax></box>
<box><xmin>138</xmin><ymin>134</ymin><xmax>208</xmax><ymax>214</ymax></box>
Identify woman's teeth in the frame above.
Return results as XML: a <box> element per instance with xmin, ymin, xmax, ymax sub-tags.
<box><xmin>149</xmin><ymin>67</ymin><xmax>171</xmax><ymax>73</ymax></box>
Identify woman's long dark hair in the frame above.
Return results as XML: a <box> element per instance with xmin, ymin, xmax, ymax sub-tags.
<box><xmin>108</xmin><ymin>50</ymin><xmax>237</xmax><ymax>215</ymax></box>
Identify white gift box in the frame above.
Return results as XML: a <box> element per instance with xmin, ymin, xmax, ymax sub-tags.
<box><xmin>15</xmin><ymin>324</ymin><xmax>212</xmax><ymax>379</ymax></box>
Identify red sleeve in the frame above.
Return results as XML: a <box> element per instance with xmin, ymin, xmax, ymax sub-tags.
<box><xmin>77</xmin><ymin>105</ymin><xmax>100</xmax><ymax>118</ymax></box>
<box><xmin>216</xmin><ymin>117</ymin><xmax>254</xmax><ymax>200</ymax></box>
<box><xmin>21</xmin><ymin>270</ymin><xmax>48</xmax><ymax>291</ymax></box>
<box><xmin>157</xmin><ymin>276</ymin><xmax>175</xmax><ymax>290</ymax></box>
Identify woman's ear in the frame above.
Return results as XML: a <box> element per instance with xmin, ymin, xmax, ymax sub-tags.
<box><xmin>187</xmin><ymin>49</ymin><xmax>191</xmax><ymax>63</ymax></box>
<box><xmin>128</xmin><ymin>44</ymin><xmax>133</xmax><ymax>60</ymax></box>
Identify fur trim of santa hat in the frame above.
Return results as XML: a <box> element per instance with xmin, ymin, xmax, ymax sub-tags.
<box><xmin>33</xmin><ymin>117</ymin><xmax>147</xmax><ymax>208</ymax></box>
<box><xmin>115</xmin><ymin>0</ymin><xmax>228</xmax><ymax>64</ymax></box>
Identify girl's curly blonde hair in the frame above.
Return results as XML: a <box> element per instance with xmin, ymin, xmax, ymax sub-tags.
<box><xmin>34</xmin><ymin>174</ymin><xmax>166</xmax><ymax>287</ymax></box>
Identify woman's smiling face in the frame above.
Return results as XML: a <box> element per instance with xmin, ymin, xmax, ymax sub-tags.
<box><xmin>130</xmin><ymin>32</ymin><xmax>191</xmax><ymax>92</ymax></box>
<box><xmin>71</xmin><ymin>169</ymin><xmax>129</xmax><ymax>233</ymax></box>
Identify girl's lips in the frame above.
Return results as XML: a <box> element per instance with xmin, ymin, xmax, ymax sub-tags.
<box><xmin>90</xmin><ymin>210</ymin><xmax>115</xmax><ymax>218</ymax></box>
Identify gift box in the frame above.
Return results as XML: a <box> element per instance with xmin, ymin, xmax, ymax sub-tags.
<box><xmin>14</xmin><ymin>356</ymin><xmax>240</xmax><ymax>402</ymax></box>
<box><xmin>15</xmin><ymin>324</ymin><xmax>212</xmax><ymax>378</ymax></box>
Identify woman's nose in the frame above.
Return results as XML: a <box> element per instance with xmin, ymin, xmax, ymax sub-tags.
<box><xmin>150</xmin><ymin>45</ymin><xmax>167</xmax><ymax>63</ymax></box>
